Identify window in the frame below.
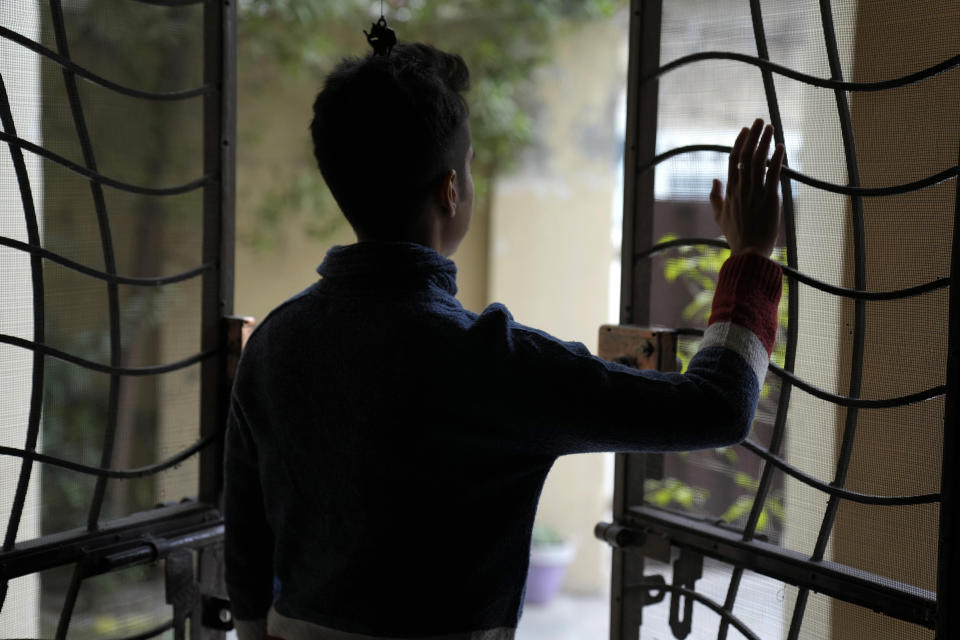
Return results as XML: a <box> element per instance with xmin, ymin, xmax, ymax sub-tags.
<box><xmin>603</xmin><ymin>0</ymin><xmax>958</xmax><ymax>638</ymax></box>
<box><xmin>0</xmin><ymin>2</ymin><xmax>234</xmax><ymax>637</ymax></box>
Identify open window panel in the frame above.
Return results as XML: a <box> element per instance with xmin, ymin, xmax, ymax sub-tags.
<box><xmin>598</xmin><ymin>1</ymin><xmax>959</xmax><ymax>639</ymax></box>
<box><xmin>0</xmin><ymin>2</ymin><xmax>238</xmax><ymax>638</ymax></box>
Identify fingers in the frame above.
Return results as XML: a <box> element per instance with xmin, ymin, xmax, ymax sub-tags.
<box><xmin>710</xmin><ymin>178</ymin><xmax>723</xmax><ymax>222</ymax></box>
<box><xmin>752</xmin><ymin>124</ymin><xmax>773</xmax><ymax>189</ymax></box>
<box><xmin>739</xmin><ymin>118</ymin><xmax>764</xmax><ymax>191</ymax></box>
<box><xmin>727</xmin><ymin>127</ymin><xmax>749</xmax><ymax>194</ymax></box>
<box><xmin>766</xmin><ymin>143</ymin><xmax>785</xmax><ymax>195</ymax></box>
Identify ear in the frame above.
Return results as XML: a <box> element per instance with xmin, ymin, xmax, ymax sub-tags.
<box><xmin>437</xmin><ymin>169</ymin><xmax>458</xmax><ymax>217</ymax></box>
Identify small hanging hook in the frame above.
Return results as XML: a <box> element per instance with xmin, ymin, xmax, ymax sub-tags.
<box><xmin>364</xmin><ymin>2</ymin><xmax>397</xmax><ymax>56</ymax></box>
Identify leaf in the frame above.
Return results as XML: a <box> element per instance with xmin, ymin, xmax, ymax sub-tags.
<box><xmin>720</xmin><ymin>495</ymin><xmax>754</xmax><ymax>523</ymax></box>
<box><xmin>734</xmin><ymin>472</ymin><xmax>756</xmax><ymax>490</ymax></box>
<box><xmin>767</xmin><ymin>496</ymin><xmax>786</xmax><ymax>521</ymax></box>
<box><xmin>715</xmin><ymin>447</ymin><xmax>739</xmax><ymax>465</ymax></box>
<box><xmin>674</xmin><ymin>485</ymin><xmax>694</xmax><ymax>507</ymax></box>
<box><xmin>756</xmin><ymin>509</ymin><xmax>768</xmax><ymax>532</ymax></box>
<box><xmin>651</xmin><ymin>488</ymin><xmax>672</xmax><ymax>506</ymax></box>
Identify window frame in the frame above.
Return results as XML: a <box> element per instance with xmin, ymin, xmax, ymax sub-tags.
<box><xmin>0</xmin><ymin>2</ymin><xmax>237</xmax><ymax>637</ymax></box>
<box><xmin>606</xmin><ymin>0</ymin><xmax>960</xmax><ymax>637</ymax></box>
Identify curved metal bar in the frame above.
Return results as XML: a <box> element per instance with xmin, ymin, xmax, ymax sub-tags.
<box><xmin>0</xmin><ymin>334</ymin><xmax>213</xmax><ymax>376</ymax></box>
<box><xmin>0</xmin><ymin>25</ymin><xmax>210</xmax><ymax>101</ymax></box>
<box><xmin>635</xmin><ymin>238</ymin><xmax>949</xmax><ymax>300</ymax></box>
<box><xmin>634</xmin><ymin>583</ymin><xmax>762</xmax><ymax>640</ymax></box>
<box><xmin>768</xmin><ymin>362</ymin><xmax>944</xmax><ymax>408</ymax></box>
<box><xmin>740</xmin><ymin>439</ymin><xmax>941</xmax><ymax>505</ymax></box>
<box><xmin>673</xmin><ymin>328</ymin><xmax>944</xmax><ymax>407</ymax></box>
<box><xmin>0</xmin><ymin>131</ymin><xmax>208</xmax><ymax>195</ymax></box>
<box><xmin>643</xmin><ymin>143</ymin><xmax>729</xmax><ymax>167</ymax></box>
<box><xmin>0</xmin><ymin>432</ymin><xmax>220</xmax><ymax>479</ymax></box>
<box><xmin>639</xmin><ymin>145</ymin><xmax>959</xmax><ymax>197</ymax></box>
<box><xmin>0</xmin><ymin>235</ymin><xmax>210</xmax><ymax>285</ymax></box>
<box><xmin>720</xmin><ymin>4</ymin><xmax>799</xmax><ymax>635</ymax></box>
<box><xmin>788</xmin><ymin>5</ymin><xmax>870</xmax><ymax>634</ymax></box>
<box><xmin>786</xmin><ymin>164</ymin><xmax>957</xmax><ymax>197</ymax></box>
<box><xmin>48</xmin><ymin>0</ymin><xmax>123</xmax><ymax>531</ymax></box>
<box><xmin>811</xmin><ymin>0</ymin><xmax>870</xmax><ymax>563</ymax></box>
<box><xmin>645</xmin><ymin>50</ymin><xmax>960</xmax><ymax>92</ymax></box>
<box><xmin>55</xmin><ymin>560</ymin><xmax>84</xmax><ymax>639</ymax></box>
<box><xmin>0</xmin><ymin>74</ymin><xmax>47</xmax><ymax>554</ymax></box>
<box><xmin>634</xmin><ymin>236</ymin><xmax>729</xmax><ymax>258</ymax></box>
<box><xmin>785</xmin><ymin>268</ymin><xmax>948</xmax><ymax>302</ymax></box>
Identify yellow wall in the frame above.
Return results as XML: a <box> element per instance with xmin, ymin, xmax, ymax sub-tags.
<box><xmin>487</xmin><ymin>17</ymin><xmax>628</xmax><ymax>594</ymax></box>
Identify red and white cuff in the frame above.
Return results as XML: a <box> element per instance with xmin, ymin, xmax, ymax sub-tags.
<box><xmin>703</xmin><ymin>252</ymin><xmax>783</xmax><ymax>385</ymax></box>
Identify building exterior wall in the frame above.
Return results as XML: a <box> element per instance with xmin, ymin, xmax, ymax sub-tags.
<box><xmin>487</xmin><ymin>17</ymin><xmax>628</xmax><ymax>594</ymax></box>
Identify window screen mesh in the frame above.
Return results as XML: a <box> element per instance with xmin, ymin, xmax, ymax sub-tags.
<box><xmin>638</xmin><ymin>0</ymin><xmax>956</xmax><ymax>637</ymax></box>
<box><xmin>1</xmin><ymin>1</ymin><xmax>211</xmax><ymax>636</ymax></box>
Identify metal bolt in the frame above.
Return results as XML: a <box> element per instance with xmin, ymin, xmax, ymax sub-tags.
<box><xmin>219</xmin><ymin>607</ymin><xmax>232</xmax><ymax>624</ymax></box>
<box><xmin>641</xmin><ymin>340</ymin><xmax>655</xmax><ymax>358</ymax></box>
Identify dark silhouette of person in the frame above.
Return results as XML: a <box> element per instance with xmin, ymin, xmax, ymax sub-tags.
<box><xmin>224</xmin><ymin>42</ymin><xmax>784</xmax><ymax>640</ymax></box>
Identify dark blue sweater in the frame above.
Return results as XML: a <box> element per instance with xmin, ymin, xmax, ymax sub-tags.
<box><xmin>223</xmin><ymin>241</ymin><xmax>781</xmax><ymax>637</ymax></box>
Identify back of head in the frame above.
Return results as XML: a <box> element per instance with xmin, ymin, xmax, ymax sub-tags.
<box><xmin>311</xmin><ymin>43</ymin><xmax>471</xmax><ymax>239</ymax></box>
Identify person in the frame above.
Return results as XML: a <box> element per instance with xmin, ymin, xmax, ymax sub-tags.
<box><xmin>224</xmin><ymin>42</ymin><xmax>784</xmax><ymax>640</ymax></box>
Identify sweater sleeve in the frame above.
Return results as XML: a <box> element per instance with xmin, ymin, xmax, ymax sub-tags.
<box><xmin>223</xmin><ymin>397</ymin><xmax>275</xmax><ymax>624</ymax></box>
<box><xmin>473</xmin><ymin>252</ymin><xmax>782</xmax><ymax>456</ymax></box>
<box><xmin>701</xmin><ymin>251</ymin><xmax>783</xmax><ymax>379</ymax></box>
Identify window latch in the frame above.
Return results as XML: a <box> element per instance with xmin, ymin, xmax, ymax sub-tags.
<box><xmin>165</xmin><ymin>549</ymin><xmax>199</xmax><ymax>640</ymax></box>
<box><xmin>668</xmin><ymin>548</ymin><xmax>703</xmax><ymax>639</ymax></box>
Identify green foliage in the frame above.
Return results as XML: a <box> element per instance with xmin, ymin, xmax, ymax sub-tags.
<box><xmin>237</xmin><ymin>0</ymin><xmax>627</xmax><ymax>246</ymax></box>
<box><xmin>660</xmin><ymin>233</ymin><xmax>730</xmax><ymax>325</ymax></box>
<box><xmin>717</xmin><ymin>472</ymin><xmax>785</xmax><ymax>533</ymax></box>
<box><xmin>644</xmin><ymin>477</ymin><xmax>710</xmax><ymax>510</ymax></box>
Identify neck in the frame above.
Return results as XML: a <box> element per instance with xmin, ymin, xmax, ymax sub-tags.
<box><xmin>355</xmin><ymin>212</ymin><xmax>449</xmax><ymax>256</ymax></box>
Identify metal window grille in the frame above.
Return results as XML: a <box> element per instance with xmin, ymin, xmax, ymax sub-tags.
<box><xmin>601</xmin><ymin>0</ymin><xmax>959</xmax><ymax>638</ymax></box>
<box><xmin>0</xmin><ymin>1</ymin><xmax>235</xmax><ymax>638</ymax></box>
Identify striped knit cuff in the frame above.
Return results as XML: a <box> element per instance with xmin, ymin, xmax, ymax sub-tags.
<box><xmin>708</xmin><ymin>252</ymin><xmax>783</xmax><ymax>355</ymax></box>
<box><xmin>701</xmin><ymin>322</ymin><xmax>770</xmax><ymax>386</ymax></box>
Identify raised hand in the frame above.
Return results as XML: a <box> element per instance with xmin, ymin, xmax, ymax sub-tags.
<box><xmin>709</xmin><ymin>118</ymin><xmax>785</xmax><ymax>258</ymax></box>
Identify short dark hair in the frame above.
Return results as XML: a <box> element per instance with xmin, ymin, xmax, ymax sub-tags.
<box><xmin>311</xmin><ymin>43</ymin><xmax>470</xmax><ymax>238</ymax></box>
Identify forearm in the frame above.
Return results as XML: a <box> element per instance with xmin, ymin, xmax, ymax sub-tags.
<box><xmin>530</xmin><ymin>252</ymin><xmax>781</xmax><ymax>454</ymax></box>
<box><xmin>676</xmin><ymin>251</ymin><xmax>782</xmax><ymax>440</ymax></box>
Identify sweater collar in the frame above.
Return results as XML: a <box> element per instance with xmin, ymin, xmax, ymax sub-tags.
<box><xmin>317</xmin><ymin>241</ymin><xmax>458</xmax><ymax>296</ymax></box>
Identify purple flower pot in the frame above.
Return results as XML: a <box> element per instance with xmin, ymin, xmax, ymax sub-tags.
<box><xmin>524</xmin><ymin>542</ymin><xmax>576</xmax><ymax>605</ymax></box>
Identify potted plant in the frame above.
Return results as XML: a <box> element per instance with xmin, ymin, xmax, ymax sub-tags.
<box><xmin>524</xmin><ymin>525</ymin><xmax>576</xmax><ymax>605</ymax></box>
